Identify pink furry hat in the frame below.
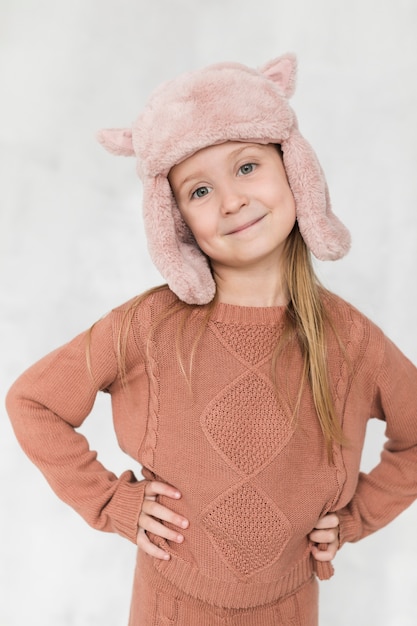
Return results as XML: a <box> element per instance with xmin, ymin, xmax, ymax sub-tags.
<box><xmin>98</xmin><ymin>54</ymin><xmax>350</xmax><ymax>304</ymax></box>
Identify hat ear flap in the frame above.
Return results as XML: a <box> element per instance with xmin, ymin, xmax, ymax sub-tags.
<box><xmin>259</xmin><ymin>54</ymin><xmax>297</xmax><ymax>98</ymax></box>
<box><xmin>143</xmin><ymin>176</ymin><xmax>216</xmax><ymax>305</ymax></box>
<box><xmin>97</xmin><ymin>128</ymin><xmax>135</xmax><ymax>156</ymax></box>
<box><xmin>282</xmin><ymin>129</ymin><xmax>351</xmax><ymax>260</ymax></box>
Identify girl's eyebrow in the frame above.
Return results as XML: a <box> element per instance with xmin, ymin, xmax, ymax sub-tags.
<box><xmin>228</xmin><ymin>143</ymin><xmax>265</xmax><ymax>158</ymax></box>
<box><xmin>175</xmin><ymin>170</ymin><xmax>206</xmax><ymax>189</ymax></box>
<box><xmin>173</xmin><ymin>144</ymin><xmax>264</xmax><ymax>190</ymax></box>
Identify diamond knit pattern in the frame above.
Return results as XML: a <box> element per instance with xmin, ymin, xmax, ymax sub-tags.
<box><xmin>200</xmin><ymin>320</ymin><xmax>292</xmax><ymax>578</ymax></box>
<box><xmin>211</xmin><ymin>321</ymin><xmax>283</xmax><ymax>365</ymax></box>
<box><xmin>203</xmin><ymin>372</ymin><xmax>291</xmax><ymax>474</ymax></box>
<box><xmin>201</xmin><ymin>483</ymin><xmax>291</xmax><ymax>578</ymax></box>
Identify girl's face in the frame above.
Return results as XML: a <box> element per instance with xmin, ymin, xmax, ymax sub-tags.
<box><xmin>168</xmin><ymin>142</ymin><xmax>296</xmax><ymax>277</ymax></box>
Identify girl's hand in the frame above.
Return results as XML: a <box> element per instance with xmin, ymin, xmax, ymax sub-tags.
<box><xmin>137</xmin><ymin>481</ymin><xmax>189</xmax><ymax>560</ymax></box>
<box><xmin>309</xmin><ymin>513</ymin><xmax>339</xmax><ymax>562</ymax></box>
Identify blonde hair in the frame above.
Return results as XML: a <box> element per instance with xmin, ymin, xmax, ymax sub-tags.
<box><xmin>110</xmin><ymin>222</ymin><xmax>346</xmax><ymax>461</ymax></box>
<box><xmin>281</xmin><ymin>224</ymin><xmax>347</xmax><ymax>457</ymax></box>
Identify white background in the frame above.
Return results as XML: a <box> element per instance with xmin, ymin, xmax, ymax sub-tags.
<box><xmin>1</xmin><ymin>1</ymin><xmax>417</xmax><ymax>624</ymax></box>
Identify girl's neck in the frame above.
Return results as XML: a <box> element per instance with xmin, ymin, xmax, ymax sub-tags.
<box><xmin>213</xmin><ymin>267</ymin><xmax>288</xmax><ymax>307</ymax></box>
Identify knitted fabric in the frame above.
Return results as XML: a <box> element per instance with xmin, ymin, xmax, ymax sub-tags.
<box><xmin>6</xmin><ymin>288</ymin><xmax>417</xmax><ymax>612</ymax></box>
<box><xmin>129</xmin><ymin>552</ymin><xmax>319</xmax><ymax>625</ymax></box>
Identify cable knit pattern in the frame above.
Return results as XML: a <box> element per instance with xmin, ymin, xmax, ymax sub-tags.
<box><xmin>6</xmin><ymin>287</ymin><xmax>417</xmax><ymax>613</ymax></box>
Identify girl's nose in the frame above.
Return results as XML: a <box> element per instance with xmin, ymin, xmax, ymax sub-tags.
<box><xmin>220</xmin><ymin>184</ymin><xmax>248</xmax><ymax>215</ymax></box>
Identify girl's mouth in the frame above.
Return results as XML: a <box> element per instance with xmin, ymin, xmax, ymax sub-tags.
<box><xmin>227</xmin><ymin>215</ymin><xmax>266</xmax><ymax>235</ymax></box>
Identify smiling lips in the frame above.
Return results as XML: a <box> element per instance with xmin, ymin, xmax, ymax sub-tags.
<box><xmin>226</xmin><ymin>215</ymin><xmax>266</xmax><ymax>235</ymax></box>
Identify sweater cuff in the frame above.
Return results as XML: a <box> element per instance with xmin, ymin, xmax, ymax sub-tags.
<box><xmin>336</xmin><ymin>508</ymin><xmax>360</xmax><ymax>548</ymax></box>
<box><xmin>103</xmin><ymin>472</ymin><xmax>147</xmax><ymax>543</ymax></box>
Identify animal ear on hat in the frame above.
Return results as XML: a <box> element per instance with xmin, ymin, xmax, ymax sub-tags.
<box><xmin>97</xmin><ymin>128</ymin><xmax>135</xmax><ymax>157</ymax></box>
<box><xmin>259</xmin><ymin>53</ymin><xmax>297</xmax><ymax>98</ymax></box>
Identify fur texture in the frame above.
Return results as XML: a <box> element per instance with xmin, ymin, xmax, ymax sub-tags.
<box><xmin>98</xmin><ymin>54</ymin><xmax>351</xmax><ymax>304</ymax></box>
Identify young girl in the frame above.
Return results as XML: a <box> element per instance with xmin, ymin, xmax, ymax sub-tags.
<box><xmin>6</xmin><ymin>54</ymin><xmax>417</xmax><ymax>625</ymax></box>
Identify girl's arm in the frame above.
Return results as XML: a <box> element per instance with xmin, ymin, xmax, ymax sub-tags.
<box><xmin>337</xmin><ymin>333</ymin><xmax>417</xmax><ymax>547</ymax></box>
<box><xmin>6</xmin><ymin>310</ymin><xmax>147</xmax><ymax>544</ymax></box>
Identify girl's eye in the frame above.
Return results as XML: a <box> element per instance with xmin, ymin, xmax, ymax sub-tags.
<box><xmin>238</xmin><ymin>163</ymin><xmax>256</xmax><ymax>176</ymax></box>
<box><xmin>192</xmin><ymin>186</ymin><xmax>211</xmax><ymax>199</ymax></box>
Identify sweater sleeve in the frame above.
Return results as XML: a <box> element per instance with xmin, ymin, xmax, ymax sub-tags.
<box><xmin>5</xmin><ymin>310</ymin><xmax>147</xmax><ymax>544</ymax></box>
<box><xmin>337</xmin><ymin>334</ymin><xmax>417</xmax><ymax>546</ymax></box>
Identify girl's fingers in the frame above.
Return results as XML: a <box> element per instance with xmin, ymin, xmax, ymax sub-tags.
<box><xmin>141</xmin><ymin>498</ymin><xmax>189</xmax><ymax>530</ymax></box>
<box><xmin>313</xmin><ymin>513</ymin><xmax>339</xmax><ymax>530</ymax></box>
<box><xmin>309</xmin><ymin>513</ymin><xmax>340</xmax><ymax>562</ymax></box>
<box><xmin>138</xmin><ymin>511</ymin><xmax>186</xmax><ymax>543</ymax></box>
<box><xmin>136</xmin><ymin>480</ymin><xmax>189</xmax><ymax>559</ymax></box>
<box><xmin>309</xmin><ymin>527</ymin><xmax>339</xmax><ymax>545</ymax></box>
<box><xmin>310</xmin><ymin>541</ymin><xmax>338</xmax><ymax>561</ymax></box>
<box><xmin>144</xmin><ymin>480</ymin><xmax>182</xmax><ymax>499</ymax></box>
<box><xmin>136</xmin><ymin>528</ymin><xmax>171</xmax><ymax>560</ymax></box>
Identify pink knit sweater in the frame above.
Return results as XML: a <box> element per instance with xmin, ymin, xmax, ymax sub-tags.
<box><xmin>6</xmin><ymin>288</ymin><xmax>417</xmax><ymax>609</ymax></box>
